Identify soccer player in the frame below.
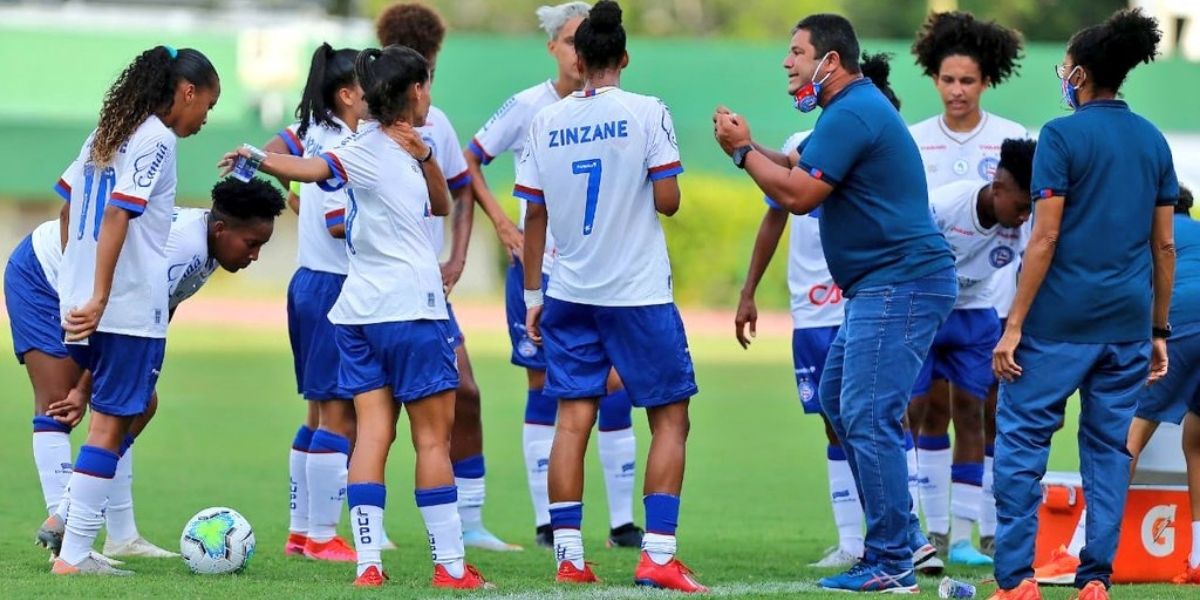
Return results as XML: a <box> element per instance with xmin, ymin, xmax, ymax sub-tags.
<box><xmin>517</xmin><ymin>1</ymin><xmax>703</xmax><ymax>591</ymax></box>
<box><xmin>44</xmin><ymin>45</ymin><xmax>219</xmax><ymax>575</ymax></box>
<box><xmin>17</xmin><ymin>178</ymin><xmax>283</xmax><ymax>561</ymax></box>
<box><xmin>989</xmin><ymin>9</ymin><xmax>1178</xmax><ymax>600</ymax></box>
<box><xmin>375</xmin><ymin>2</ymin><xmax>518</xmax><ymax>551</ymax></box>
<box><xmin>734</xmin><ymin>53</ymin><xmax>903</xmax><ymax>570</ymax></box>
<box><xmin>715</xmin><ymin>13</ymin><xmax>956</xmax><ymax>593</ymax></box>
<box><xmin>463</xmin><ymin>0</ymin><xmax>643</xmax><ymax>550</ymax></box>
<box><xmin>266</xmin><ymin>42</ymin><xmax>369</xmax><ymax>563</ymax></box>
<box><xmin>223</xmin><ymin>45</ymin><xmax>489</xmax><ymax>590</ymax></box>
<box><xmin>907</xmin><ymin>11</ymin><xmax>1027</xmax><ymax>562</ymax></box>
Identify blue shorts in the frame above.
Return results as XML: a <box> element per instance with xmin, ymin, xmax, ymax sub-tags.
<box><xmin>793</xmin><ymin>326</ymin><xmax>840</xmax><ymax>414</ymax></box>
<box><xmin>4</xmin><ymin>235</ymin><xmax>67</xmax><ymax>364</ymax></box>
<box><xmin>913</xmin><ymin>308</ymin><xmax>1000</xmax><ymax>399</ymax></box>
<box><xmin>446</xmin><ymin>302</ymin><xmax>465</xmax><ymax>347</ymax></box>
<box><xmin>335</xmin><ymin>320</ymin><xmax>459</xmax><ymax>402</ymax></box>
<box><xmin>541</xmin><ymin>298</ymin><xmax>698</xmax><ymax>407</ymax></box>
<box><xmin>66</xmin><ymin>332</ymin><xmax>165</xmax><ymax>417</ymax></box>
<box><xmin>1136</xmin><ymin>322</ymin><xmax>1200</xmax><ymax>424</ymax></box>
<box><xmin>287</xmin><ymin>268</ymin><xmax>348</xmax><ymax>400</ymax></box>
<box><xmin>505</xmin><ymin>258</ymin><xmax>548</xmax><ymax>370</ymax></box>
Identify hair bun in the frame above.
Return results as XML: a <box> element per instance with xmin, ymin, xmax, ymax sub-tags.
<box><xmin>589</xmin><ymin>0</ymin><xmax>623</xmax><ymax>34</ymax></box>
<box><xmin>860</xmin><ymin>52</ymin><xmax>892</xmax><ymax>87</ymax></box>
<box><xmin>1104</xmin><ymin>8</ymin><xmax>1161</xmax><ymax>67</ymax></box>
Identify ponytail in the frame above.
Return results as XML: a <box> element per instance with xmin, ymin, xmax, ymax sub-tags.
<box><xmin>356</xmin><ymin>45</ymin><xmax>429</xmax><ymax>126</ymax></box>
<box><xmin>295</xmin><ymin>43</ymin><xmax>359</xmax><ymax>139</ymax></box>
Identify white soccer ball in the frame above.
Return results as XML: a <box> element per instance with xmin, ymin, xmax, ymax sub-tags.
<box><xmin>180</xmin><ymin>506</ymin><xmax>256</xmax><ymax>574</ymax></box>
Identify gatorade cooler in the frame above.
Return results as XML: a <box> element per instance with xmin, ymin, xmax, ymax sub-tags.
<box><xmin>1037</xmin><ymin>470</ymin><xmax>1195</xmax><ymax>583</ymax></box>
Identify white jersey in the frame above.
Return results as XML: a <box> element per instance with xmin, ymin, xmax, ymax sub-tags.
<box><xmin>58</xmin><ymin>116</ymin><xmax>177</xmax><ymax>339</ymax></box>
<box><xmin>417</xmin><ymin>105</ymin><xmax>471</xmax><ymax>256</ymax></box>
<box><xmin>33</xmin><ymin>208</ymin><xmax>216</xmax><ymax>312</ymax></box>
<box><xmin>515</xmin><ymin>87</ymin><xmax>682</xmax><ymax>306</ymax></box>
<box><xmin>319</xmin><ymin>122</ymin><xmax>447</xmax><ymax>324</ymax></box>
<box><xmin>909</xmin><ymin>111</ymin><xmax>1028</xmax><ymax>189</ymax></box>
<box><xmin>470</xmin><ymin>80</ymin><xmax>562</xmax><ymax>263</ymax></box>
<box><xmin>771</xmin><ymin>131</ymin><xmax>844</xmax><ymax>329</ymax></box>
<box><xmin>279</xmin><ymin>117</ymin><xmax>356</xmax><ymax>275</ymax></box>
<box><xmin>929</xmin><ymin>180</ymin><xmax>1026</xmax><ymax>310</ymax></box>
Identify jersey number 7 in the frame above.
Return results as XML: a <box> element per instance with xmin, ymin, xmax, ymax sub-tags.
<box><xmin>571</xmin><ymin>158</ymin><xmax>603</xmax><ymax>236</ymax></box>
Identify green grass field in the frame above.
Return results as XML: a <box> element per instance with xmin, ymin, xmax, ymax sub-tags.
<box><xmin>0</xmin><ymin>319</ymin><xmax>1179</xmax><ymax>598</ymax></box>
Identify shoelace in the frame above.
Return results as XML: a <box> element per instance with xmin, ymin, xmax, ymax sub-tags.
<box><xmin>843</xmin><ymin>561</ymin><xmax>871</xmax><ymax>577</ymax></box>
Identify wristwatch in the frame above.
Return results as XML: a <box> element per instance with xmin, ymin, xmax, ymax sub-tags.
<box><xmin>418</xmin><ymin>146</ymin><xmax>434</xmax><ymax>163</ymax></box>
<box><xmin>732</xmin><ymin>145</ymin><xmax>754</xmax><ymax>169</ymax></box>
<box><xmin>1153</xmin><ymin>324</ymin><xmax>1172</xmax><ymax>339</ymax></box>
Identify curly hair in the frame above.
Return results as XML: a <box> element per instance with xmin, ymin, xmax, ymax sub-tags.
<box><xmin>1068</xmin><ymin>8</ymin><xmax>1161</xmax><ymax>93</ymax></box>
<box><xmin>1177</xmin><ymin>186</ymin><xmax>1193</xmax><ymax>216</ymax></box>
<box><xmin>861</xmin><ymin>52</ymin><xmax>900</xmax><ymax>110</ymax></box>
<box><xmin>575</xmin><ymin>0</ymin><xmax>625</xmax><ymax>71</ymax></box>
<box><xmin>90</xmin><ymin>46</ymin><xmax>217</xmax><ymax>166</ymax></box>
<box><xmin>356</xmin><ymin>46</ymin><xmax>431</xmax><ymax>126</ymax></box>
<box><xmin>375</xmin><ymin>2</ymin><xmax>446</xmax><ymax>61</ymax></box>
<box><xmin>998</xmin><ymin>138</ymin><xmax>1037</xmax><ymax>193</ymax></box>
<box><xmin>211</xmin><ymin>177</ymin><xmax>285</xmax><ymax>223</ymax></box>
<box><xmin>912</xmin><ymin>11</ymin><xmax>1022</xmax><ymax>87</ymax></box>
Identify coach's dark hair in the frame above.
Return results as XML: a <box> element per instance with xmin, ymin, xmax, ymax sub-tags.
<box><xmin>793</xmin><ymin>14</ymin><xmax>861</xmax><ymax>74</ymax></box>
<box><xmin>575</xmin><ymin>0</ymin><xmax>626</xmax><ymax>71</ymax></box>
<box><xmin>861</xmin><ymin>52</ymin><xmax>900</xmax><ymax>110</ymax></box>
<box><xmin>375</xmin><ymin>2</ymin><xmax>446</xmax><ymax>61</ymax></box>
<box><xmin>355</xmin><ymin>46</ymin><xmax>430</xmax><ymax>126</ymax></box>
<box><xmin>912</xmin><ymin>11</ymin><xmax>1022</xmax><ymax>86</ymax></box>
<box><xmin>998</xmin><ymin>138</ymin><xmax>1037</xmax><ymax>193</ymax></box>
<box><xmin>1177</xmin><ymin>186</ymin><xmax>1194</xmax><ymax>216</ymax></box>
<box><xmin>1068</xmin><ymin>8</ymin><xmax>1161</xmax><ymax>93</ymax></box>
<box><xmin>91</xmin><ymin>46</ymin><xmax>217</xmax><ymax>166</ymax></box>
<box><xmin>211</xmin><ymin>177</ymin><xmax>286</xmax><ymax>224</ymax></box>
<box><xmin>296</xmin><ymin>43</ymin><xmax>359</xmax><ymax>139</ymax></box>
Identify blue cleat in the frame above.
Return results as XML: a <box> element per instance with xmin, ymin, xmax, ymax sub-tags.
<box><xmin>819</xmin><ymin>561</ymin><xmax>919</xmax><ymax>594</ymax></box>
<box><xmin>948</xmin><ymin>539</ymin><xmax>994</xmax><ymax>566</ymax></box>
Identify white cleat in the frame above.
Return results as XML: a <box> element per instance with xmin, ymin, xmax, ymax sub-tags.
<box><xmin>463</xmin><ymin>527</ymin><xmax>524</xmax><ymax>552</ymax></box>
<box><xmin>103</xmin><ymin>536</ymin><xmax>179</xmax><ymax>558</ymax></box>
<box><xmin>808</xmin><ymin>545</ymin><xmax>860</xmax><ymax>568</ymax></box>
<box><xmin>47</xmin><ymin>550</ymin><xmax>124</xmax><ymax>566</ymax></box>
<box><xmin>51</xmin><ymin>554</ymin><xmax>133</xmax><ymax>576</ymax></box>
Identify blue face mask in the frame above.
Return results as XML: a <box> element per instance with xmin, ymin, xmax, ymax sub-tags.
<box><xmin>1061</xmin><ymin>65</ymin><xmax>1083</xmax><ymax>111</ymax></box>
<box><xmin>793</xmin><ymin>52</ymin><xmax>833</xmax><ymax>113</ymax></box>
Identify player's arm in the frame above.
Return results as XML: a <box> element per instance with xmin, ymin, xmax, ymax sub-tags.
<box><xmin>442</xmin><ymin>184</ymin><xmax>475</xmax><ymax>293</ymax></box>
<box><xmin>523</xmin><ymin>202</ymin><xmax>548</xmax><ymax>344</ymax></box>
<box><xmin>220</xmin><ymin>149</ymin><xmax>333</xmax><ymax>184</ymax></box>
<box><xmin>1149</xmin><ymin>205</ymin><xmax>1176</xmax><ymax>383</ymax></box>
<box><xmin>653</xmin><ymin>177</ymin><xmax>681</xmax><ymax>216</ymax></box>
<box><xmin>64</xmin><ymin>205</ymin><xmax>130</xmax><ymax>341</ymax></box>
<box><xmin>58</xmin><ymin>202</ymin><xmax>70</xmax><ymax>250</ymax></box>
<box><xmin>287</xmin><ymin>180</ymin><xmax>301</xmax><ymax>216</ymax></box>
<box><xmin>993</xmin><ymin>195</ymin><xmax>1063</xmax><ymax>381</ymax></box>
<box><xmin>737</xmin><ymin>207</ymin><xmax>788</xmax><ymax>348</ymax></box>
<box><xmin>264</xmin><ymin>130</ymin><xmax>303</xmax><ymax>190</ymax></box>
<box><xmin>465</xmin><ymin>150</ymin><xmax>523</xmax><ymax>258</ymax></box>
<box><xmin>714</xmin><ymin>112</ymin><xmax>833</xmax><ymax>214</ymax></box>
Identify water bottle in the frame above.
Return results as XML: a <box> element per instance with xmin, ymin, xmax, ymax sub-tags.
<box><xmin>938</xmin><ymin>576</ymin><xmax>976</xmax><ymax>598</ymax></box>
<box><xmin>231</xmin><ymin>143</ymin><xmax>267</xmax><ymax>183</ymax></box>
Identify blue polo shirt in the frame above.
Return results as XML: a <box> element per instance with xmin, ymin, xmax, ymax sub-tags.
<box><xmin>797</xmin><ymin>78</ymin><xmax>953</xmax><ymax>297</ymax></box>
<box><xmin>1172</xmin><ymin>214</ymin><xmax>1200</xmax><ymax>327</ymax></box>
<box><xmin>1027</xmin><ymin>99</ymin><xmax>1178</xmax><ymax>343</ymax></box>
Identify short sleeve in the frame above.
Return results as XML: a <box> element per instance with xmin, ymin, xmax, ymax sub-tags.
<box><xmin>55</xmin><ymin>159</ymin><xmax>82</xmax><ymax>202</ymax></box>
<box><xmin>796</xmin><ymin>108</ymin><xmax>872</xmax><ymax>187</ymax></box>
<box><xmin>111</xmin><ymin>130</ymin><xmax>175</xmax><ymax>216</ymax></box>
<box><xmin>319</xmin><ymin>136</ymin><xmax>378</xmax><ymax>193</ymax></box>
<box><xmin>433</xmin><ymin>118</ymin><xmax>471</xmax><ymax>191</ymax></box>
<box><xmin>323</xmin><ymin>191</ymin><xmax>348</xmax><ymax>229</ymax></box>
<box><xmin>513</xmin><ymin>129</ymin><xmax>544</xmax><ymax>205</ymax></box>
<box><xmin>1156</xmin><ymin>138</ymin><xmax>1180</xmax><ymax>206</ymax></box>
<box><xmin>1030</xmin><ymin>125</ymin><xmax>1070</xmax><ymax>201</ymax></box>
<box><xmin>469</xmin><ymin>95</ymin><xmax>525</xmax><ymax>165</ymax></box>
<box><xmin>277</xmin><ymin>124</ymin><xmax>305</xmax><ymax>157</ymax></box>
<box><xmin>646</xmin><ymin>99</ymin><xmax>683</xmax><ymax>181</ymax></box>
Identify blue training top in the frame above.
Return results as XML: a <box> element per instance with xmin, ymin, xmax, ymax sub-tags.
<box><xmin>798</xmin><ymin>78</ymin><xmax>954</xmax><ymax>297</ymax></box>
<box><xmin>1172</xmin><ymin>214</ymin><xmax>1200</xmax><ymax>327</ymax></box>
<box><xmin>1027</xmin><ymin>99</ymin><xmax>1178</xmax><ymax>344</ymax></box>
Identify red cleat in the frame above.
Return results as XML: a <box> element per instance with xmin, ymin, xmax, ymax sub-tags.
<box><xmin>1173</xmin><ymin>564</ymin><xmax>1200</xmax><ymax>584</ymax></box>
<box><xmin>1033</xmin><ymin>545</ymin><xmax>1080</xmax><ymax>585</ymax></box>
<box><xmin>556</xmin><ymin>561</ymin><xmax>600</xmax><ymax>584</ymax></box>
<box><xmin>284</xmin><ymin>532</ymin><xmax>309</xmax><ymax>556</ymax></box>
<box><xmin>432</xmin><ymin>563</ymin><xmax>492</xmax><ymax>590</ymax></box>
<box><xmin>1072</xmin><ymin>580</ymin><xmax>1108</xmax><ymax>600</ymax></box>
<box><xmin>304</xmin><ymin>536</ymin><xmax>357</xmax><ymax>562</ymax></box>
<box><xmin>634</xmin><ymin>552</ymin><xmax>708</xmax><ymax>593</ymax></box>
<box><xmin>353</xmin><ymin>565</ymin><xmax>388</xmax><ymax>587</ymax></box>
<box><xmin>987</xmin><ymin>578</ymin><xmax>1042</xmax><ymax>600</ymax></box>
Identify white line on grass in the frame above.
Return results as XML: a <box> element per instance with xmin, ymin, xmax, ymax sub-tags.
<box><xmin>475</xmin><ymin>580</ymin><xmax>821</xmax><ymax>599</ymax></box>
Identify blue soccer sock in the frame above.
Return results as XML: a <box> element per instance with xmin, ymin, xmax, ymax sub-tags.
<box><xmin>452</xmin><ymin>454</ymin><xmax>486</xmax><ymax>530</ymax></box>
<box><xmin>60</xmin><ymin>445</ymin><xmax>119</xmax><ymax>565</ymax></box>
<box><xmin>550</xmin><ymin>501</ymin><xmax>584</xmax><ymax>569</ymax></box>
<box><xmin>307</xmin><ymin>429</ymin><xmax>350</xmax><ymax>542</ymax></box>
<box><xmin>643</xmin><ymin>493</ymin><xmax>680</xmax><ymax>565</ymax></box>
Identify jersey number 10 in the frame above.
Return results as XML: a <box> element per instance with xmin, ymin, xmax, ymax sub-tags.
<box><xmin>78</xmin><ymin>164</ymin><xmax>117</xmax><ymax>241</ymax></box>
<box><xmin>571</xmin><ymin>158</ymin><xmax>602</xmax><ymax>236</ymax></box>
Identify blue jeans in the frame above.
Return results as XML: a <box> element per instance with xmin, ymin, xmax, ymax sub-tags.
<box><xmin>993</xmin><ymin>334</ymin><xmax>1149</xmax><ymax>589</ymax></box>
<box><xmin>818</xmin><ymin>268</ymin><xmax>956</xmax><ymax>568</ymax></box>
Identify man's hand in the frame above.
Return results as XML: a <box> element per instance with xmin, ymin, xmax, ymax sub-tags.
<box><xmin>713</xmin><ymin>105</ymin><xmax>752</xmax><ymax>156</ymax></box>
<box><xmin>1148</xmin><ymin>337</ymin><xmax>1169</xmax><ymax>385</ymax></box>
<box><xmin>735</xmin><ymin>292</ymin><xmax>758</xmax><ymax>349</ymax></box>
<box><xmin>992</xmin><ymin>326</ymin><xmax>1023</xmax><ymax>382</ymax></box>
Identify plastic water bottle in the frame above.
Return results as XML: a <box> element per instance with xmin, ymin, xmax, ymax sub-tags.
<box><xmin>231</xmin><ymin>144</ymin><xmax>266</xmax><ymax>183</ymax></box>
<box><xmin>938</xmin><ymin>576</ymin><xmax>976</xmax><ymax>598</ymax></box>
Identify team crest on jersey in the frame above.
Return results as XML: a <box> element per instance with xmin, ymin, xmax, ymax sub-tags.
<box><xmin>797</xmin><ymin>377</ymin><xmax>815</xmax><ymax>403</ymax></box>
<box><xmin>989</xmin><ymin>245</ymin><xmax>1015</xmax><ymax>268</ymax></box>
<box><xmin>518</xmin><ymin>336</ymin><xmax>537</xmax><ymax>358</ymax></box>
<box><xmin>978</xmin><ymin>157</ymin><xmax>1000</xmax><ymax>181</ymax></box>
<box><xmin>952</xmin><ymin>159</ymin><xmax>969</xmax><ymax>175</ymax></box>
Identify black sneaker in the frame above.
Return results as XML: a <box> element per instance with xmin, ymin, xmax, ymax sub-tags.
<box><xmin>607</xmin><ymin>523</ymin><xmax>644</xmax><ymax>548</ymax></box>
<box><xmin>535</xmin><ymin>524</ymin><xmax>553</xmax><ymax>549</ymax></box>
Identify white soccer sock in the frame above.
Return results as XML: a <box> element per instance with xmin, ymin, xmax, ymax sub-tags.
<box><xmin>1067</xmin><ymin>509</ymin><xmax>1087</xmax><ymax>557</ymax></box>
<box><xmin>306</xmin><ymin>431</ymin><xmax>350</xmax><ymax>542</ymax></box>
<box><xmin>907</xmin><ymin>446</ymin><xmax>921</xmax><ymax>518</ymax></box>
<box><xmin>597</xmin><ymin>428</ymin><xmax>637</xmax><ymax>529</ymax></box>
<box><xmin>105</xmin><ymin>446</ymin><xmax>139</xmax><ymax>543</ymax></box>
<box><xmin>827</xmin><ymin>453</ymin><xmax>865</xmax><ymax>557</ymax></box>
<box><xmin>918</xmin><ymin>447</ymin><xmax>952</xmax><ymax>534</ymax></box>
<box><xmin>643</xmin><ymin>531</ymin><xmax>678</xmax><ymax>566</ymax></box>
<box><xmin>1190</xmin><ymin>521</ymin><xmax>1200</xmax><ymax>568</ymax></box>
<box><xmin>455</xmin><ymin>476</ymin><xmax>486</xmax><ymax>530</ymax></box>
<box><xmin>418</xmin><ymin>488</ymin><xmax>465</xmax><ymax>578</ymax></box>
<box><xmin>553</xmin><ymin>527</ymin><xmax>585</xmax><ymax>569</ymax></box>
<box><xmin>60</xmin><ymin>446</ymin><xmax>119</xmax><ymax>565</ymax></box>
<box><xmin>289</xmin><ymin>427</ymin><xmax>313</xmax><ymax>536</ymax></box>
<box><xmin>980</xmin><ymin>455</ymin><xmax>997</xmax><ymax>537</ymax></box>
<box><xmin>523</xmin><ymin>424</ymin><xmax>554</xmax><ymax>527</ymax></box>
<box><xmin>32</xmin><ymin>430</ymin><xmax>72</xmax><ymax>514</ymax></box>
<box><xmin>350</xmin><ymin>503</ymin><xmax>384</xmax><ymax>577</ymax></box>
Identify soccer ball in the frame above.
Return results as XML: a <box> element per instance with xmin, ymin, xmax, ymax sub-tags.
<box><xmin>180</xmin><ymin>507</ymin><xmax>256</xmax><ymax>574</ymax></box>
